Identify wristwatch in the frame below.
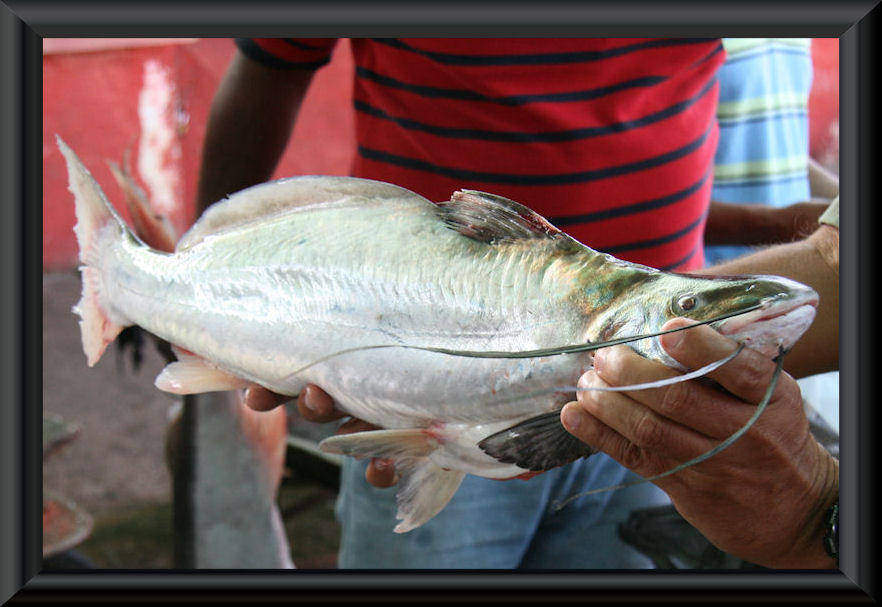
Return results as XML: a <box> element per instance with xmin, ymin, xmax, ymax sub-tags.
<box><xmin>823</xmin><ymin>502</ymin><xmax>839</xmax><ymax>567</ymax></box>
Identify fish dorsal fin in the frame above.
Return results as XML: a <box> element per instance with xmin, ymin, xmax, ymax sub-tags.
<box><xmin>478</xmin><ymin>411</ymin><xmax>595</xmax><ymax>471</ymax></box>
<box><xmin>177</xmin><ymin>175</ymin><xmax>435</xmax><ymax>251</ymax></box>
<box><xmin>437</xmin><ymin>190</ymin><xmax>571</xmax><ymax>246</ymax></box>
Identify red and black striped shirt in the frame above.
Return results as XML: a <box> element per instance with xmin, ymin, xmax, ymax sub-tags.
<box><xmin>237</xmin><ymin>38</ymin><xmax>724</xmax><ymax>271</ymax></box>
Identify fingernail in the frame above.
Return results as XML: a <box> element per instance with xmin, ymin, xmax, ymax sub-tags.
<box><xmin>577</xmin><ymin>372</ymin><xmax>595</xmax><ymax>392</ymax></box>
<box><xmin>592</xmin><ymin>350</ymin><xmax>604</xmax><ymax>373</ymax></box>
<box><xmin>663</xmin><ymin>329</ymin><xmax>685</xmax><ymax>352</ymax></box>
<box><xmin>561</xmin><ymin>404</ymin><xmax>583</xmax><ymax>433</ymax></box>
<box><xmin>300</xmin><ymin>386</ymin><xmax>318</xmax><ymax>412</ymax></box>
<box><xmin>244</xmin><ymin>386</ymin><xmax>269</xmax><ymax>411</ymax></box>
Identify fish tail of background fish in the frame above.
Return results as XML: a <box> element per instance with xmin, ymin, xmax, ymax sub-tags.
<box><xmin>107</xmin><ymin>159</ymin><xmax>179</xmax><ymax>252</ymax></box>
<box><xmin>57</xmin><ymin>136</ymin><xmax>139</xmax><ymax>366</ymax></box>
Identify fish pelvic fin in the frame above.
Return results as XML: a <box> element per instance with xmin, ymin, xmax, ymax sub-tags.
<box><xmin>154</xmin><ymin>358</ymin><xmax>252</xmax><ymax>395</ymax></box>
<box><xmin>58</xmin><ymin>136</ymin><xmax>136</xmax><ymax>366</ymax></box>
<box><xmin>318</xmin><ymin>429</ymin><xmax>465</xmax><ymax>532</ymax></box>
<box><xmin>319</xmin><ymin>428</ymin><xmax>436</xmax><ymax>460</ymax></box>
<box><xmin>478</xmin><ymin>411</ymin><xmax>596</xmax><ymax>471</ymax></box>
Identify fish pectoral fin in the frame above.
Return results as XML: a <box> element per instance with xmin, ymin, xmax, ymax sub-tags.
<box><xmin>478</xmin><ymin>412</ymin><xmax>595</xmax><ymax>471</ymax></box>
<box><xmin>318</xmin><ymin>429</ymin><xmax>435</xmax><ymax>460</ymax></box>
<box><xmin>393</xmin><ymin>459</ymin><xmax>465</xmax><ymax>534</ymax></box>
<box><xmin>319</xmin><ymin>430</ymin><xmax>465</xmax><ymax>532</ymax></box>
<box><xmin>154</xmin><ymin>360</ymin><xmax>251</xmax><ymax>394</ymax></box>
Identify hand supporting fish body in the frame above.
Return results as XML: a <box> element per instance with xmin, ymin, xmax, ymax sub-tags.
<box><xmin>58</xmin><ymin>138</ymin><xmax>818</xmax><ymax>532</ymax></box>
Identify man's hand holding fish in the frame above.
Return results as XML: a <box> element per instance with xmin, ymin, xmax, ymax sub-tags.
<box><xmin>560</xmin><ymin>319</ymin><xmax>838</xmax><ymax>569</ymax></box>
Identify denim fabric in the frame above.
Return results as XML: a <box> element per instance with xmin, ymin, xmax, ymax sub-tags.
<box><xmin>335</xmin><ymin>453</ymin><xmax>671</xmax><ymax>569</ymax></box>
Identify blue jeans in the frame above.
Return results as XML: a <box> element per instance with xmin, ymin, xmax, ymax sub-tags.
<box><xmin>335</xmin><ymin>453</ymin><xmax>671</xmax><ymax>569</ymax></box>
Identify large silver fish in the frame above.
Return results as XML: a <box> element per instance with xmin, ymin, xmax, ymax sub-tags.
<box><xmin>58</xmin><ymin>138</ymin><xmax>818</xmax><ymax>532</ymax></box>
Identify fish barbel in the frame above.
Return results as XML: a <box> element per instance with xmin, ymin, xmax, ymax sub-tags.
<box><xmin>58</xmin><ymin>138</ymin><xmax>818</xmax><ymax>532</ymax></box>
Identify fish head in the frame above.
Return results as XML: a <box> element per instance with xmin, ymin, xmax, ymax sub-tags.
<box><xmin>645</xmin><ymin>273</ymin><xmax>819</xmax><ymax>362</ymax></box>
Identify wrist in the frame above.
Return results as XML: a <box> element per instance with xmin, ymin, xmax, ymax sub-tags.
<box><xmin>808</xmin><ymin>224</ymin><xmax>839</xmax><ymax>278</ymax></box>
<box><xmin>774</xmin><ymin>445</ymin><xmax>839</xmax><ymax>569</ymax></box>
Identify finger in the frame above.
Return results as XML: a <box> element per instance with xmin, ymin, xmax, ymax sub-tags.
<box><xmin>592</xmin><ymin>345</ymin><xmax>758</xmax><ymax>439</ymax></box>
<box><xmin>659</xmin><ymin>318</ymin><xmax>799</xmax><ymax>406</ymax></box>
<box><xmin>575</xmin><ymin>372</ymin><xmax>713</xmax><ymax>461</ymax></box>
<box><xmin>560</xmin><ymin>401</ymin><xmax>658</xmax><ymax>479</ymax></box>
<box><xmin>337</xmin><ymin>420</ymin><xmax>395</xmax><ymax>486</ymax></box>
<box><xmin>336</xmin><ymin>418</ymin><xmax>379</xmax><ymax>435</ymax></box>
<box><xmin>243</xmin><ymin>385</ymin><xmax>291</xmax><ymax>412</ymax></box>
<box><xmin>296</xmin><ymin>384</ymin><xmax>346</xmax><ymax>422</ymax></box>
<box><xmin>366</xmin><ymin>458</ymin><xmax>398</xmax><ymax>487</ymax></box>
<box><xmin>494</xmin><ymin>470</ymin><xmax>544</xmax><ymax>481</ymax></box>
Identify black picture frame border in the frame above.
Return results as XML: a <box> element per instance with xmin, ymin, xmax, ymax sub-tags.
<box><xmin>2</xmin><ymin>0</ymin><xmax>878</xmax><ymax>602</ymax></box>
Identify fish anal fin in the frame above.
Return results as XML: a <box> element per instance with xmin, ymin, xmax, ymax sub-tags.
<box><xmin>478</xmin><ymin>412</ymin><xmax>595</xmax><ymax>471</ymax></box>
<box><xmin>438</xmin><ymin>190</ymin><xmax>574</xmax><ymax>247</ymax></box>
<box><xmin>319</xmin><ymin>429</ymin><xmax>466</xmax><ymax>532</ymax></box>
<box><xmin>154</xmin><ymin>359</ymin><xmax>251</xmax><ymax>394</ymax></box>
<box><xmin>393</xmin><ymin>459</ymin><xmax>465</xmax><ymax>533</ymax></box>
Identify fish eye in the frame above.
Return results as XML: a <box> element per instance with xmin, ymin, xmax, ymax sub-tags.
<box><xmin>676</xmin><ymin>294</ymin><xmax>697</xmax><ymax>311</ymax></box>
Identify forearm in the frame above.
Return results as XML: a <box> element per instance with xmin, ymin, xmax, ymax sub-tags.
<box><xmin>196</xmin><ymin>53</ymin><xmax>314</xmax><ymax>214</ymax></box>
<box><xmin>705</xmin><ymin>201</ymin><xmax>828</xmax><ymax>246</ymax></box>
<box><xmin>703</xmin><ymin>224</ymin><xmax>839</xmax><ymax>378</ymax></box>
<box><xmin>705</xmin><ymin>201</ymin><xmax>783</xmax><ymax>245</ymax></box>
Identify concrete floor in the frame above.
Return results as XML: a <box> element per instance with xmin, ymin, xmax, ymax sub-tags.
<box><xmin>43</xmin><ymin>271</ymin><xmax>175</xmax><ymax>518</ymax></box>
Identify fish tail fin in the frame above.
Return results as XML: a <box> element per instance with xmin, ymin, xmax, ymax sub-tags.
<box><xmin>319</xmin><ymin>429</ymin><xmax>466</xmax><ymax>532</ymax></box>
<box><xmin>57</xmin><ymin>136</ymin><xmax>133</xmax><ymax>366</ymax></box>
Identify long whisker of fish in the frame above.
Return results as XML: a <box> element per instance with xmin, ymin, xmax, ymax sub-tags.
<box><xmin>281</xmin><ymin>303</ymin><xmax>762</xmax><ymax>382</ymax></box>
<box><xmin>551</xmin><ymin>347</ymin><xmax>787</xmax><ymax>511</ymax></box>
<box><xmin>484</xmin><ymin>344</ymin><xmax>745</xmax><ymax>407</ymax></box>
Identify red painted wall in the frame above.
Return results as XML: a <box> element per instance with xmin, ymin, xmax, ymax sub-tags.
<box><xmin>43</xmin><ymin>38</ymin><xmax>354</xmax><ymax>270</ymax></box>
<box><xmin>42</xmin><ymin>38</ymin><xmax>837</xmax><ymax>271</ymax></box>
<box><xmin>808</xmin><ymin>38</ymin><xmax>839</xmax><ymax>173</ymax></box>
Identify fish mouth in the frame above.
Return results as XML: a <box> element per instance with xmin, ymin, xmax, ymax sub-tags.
<box><xmin>715</xmin><ymin>291</ymin><xmax>819</xmax><ymax>357</ymax></box>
